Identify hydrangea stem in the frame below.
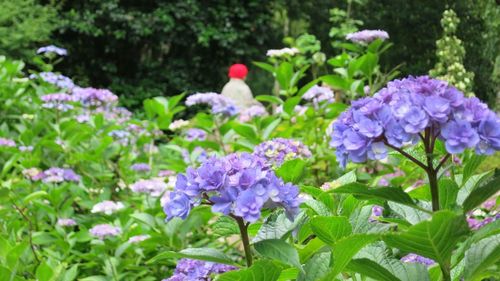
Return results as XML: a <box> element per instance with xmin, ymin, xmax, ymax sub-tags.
<box><xmin>232</xmin><ymin>215</ymin><xmax>253</xmax><ymax>267</ymax></box>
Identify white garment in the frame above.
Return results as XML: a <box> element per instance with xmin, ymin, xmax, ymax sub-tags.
<box><xmin>221</xmin><ymin>78</ymin><xmax>259</xmax><ymax>110</ymax></box>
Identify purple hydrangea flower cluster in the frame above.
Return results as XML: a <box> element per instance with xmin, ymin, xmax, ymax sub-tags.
<box><xmin>131</xmin><ymin>163</ymin><xmax>151</xmax><ymax>172</ymax></box>
<box><xmin>186</xmin><ymin>92</ymin><xmax>238</xmax><ymax>116</ymax></box>
<box><xmin>302</xmin><ymin>85</ymin><xmax>334</xmax><ymax>108</ymax></box>
<box><xmin>163</xmin><ymin>258</ymin><xmax>237</xmax><ymax>281</ymax></box>
<box><xmin>73</xmin><ymin>87</ymin><xmax>118</xmax><ymax>107</ymax></box>
<box><xmin>108</xmin><ymin>130</ymin><xmax>131</xmax><ymax>145</ymax></box>
<box><xmin>181</xmin><ymin>147</ymin><xmax>208</xmax><ymax>165</ymax></box>
<box><xmin>91</xmin><ymin>201</ymin><xmax>125</xmax><ymax>215</ymax></box>
<box><xmin>400</xmin><ymin>253</ymin><xmax>435</xmax><ymax>266</ymax></box>
<box><xmin>239</xmin><ymin>105</ymin><xmax>267</xmax><ymax>122</ymax></box>
<box><xmin>57</xmin><ymin>218</ymin><xmax>77</xmax><ymax>227</ymax></box>
<box><xmin>130</xmin><ymin>179</ymin><xmax>168</xmax><ymax>197</ymax></box>
<box><xmin>0</xmin><ymin>137</ymin><xmax>16</xmax><ymax>148</ymax></box>
<box><xmin>346</xmin><ymin>29</ymin><xmax>389</xmax><ymax>44</ymax></box>
<box><xmin>163</xmin><ymin>153</ymin><xmax>302</xmax><ymax>222</ymax></box>
<box><xmin>41</xmin><ymin>93</ymin><xmax>75</xmax><ymax>111</ymax></box>
<box><xmin>253</xmin><ymin>138</ymin><xmax>312</xmax><ymax>167</ymax></box>
<box><xmin>89</xmin><ymin>224</ymin><xmax>121</xmax><ymax>239</ymax></box>
<box><xmin>185</xmin><ymin>128</ymin><xmax>207</xmax><ymax>142</ymax></box>
<box><xmin>35</xmin><ymin>167</ymin><xmax>81</xmax><ymax>183</ymax></box>
<box><xmin>19</xmin><ymin>145</ymin><xmax>34</xmax><ymax>152</ymax></box>
<box><xmin>36</xmin><ymin>72</ymin><xmax>75</xmax><ymax>90</ymax></box>
<box><xmin>36</xmin><ymin>45</ymin><xmax>67</xmax><ymax>56</ymax></box>
<box><xmin>467</xmin><ymin>214</ymin><xmax>500</xmax><ymax>230</ymax></box>
<box><xmin>329</xmin><ymin>76</ymin><xmax>500</xmax><ymax>168</ymax></box>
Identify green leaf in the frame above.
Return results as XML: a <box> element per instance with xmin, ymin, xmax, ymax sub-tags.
<box><xmin>330</xmin><ymin>183</ymin><xmax>424</xmax><ymax>211</ymax></box>
<box><xmin>36</xmin><ymin>261</ymin><xmax>54</xmax><ymax>281</ymax></box>
<box><xmin>322</xmin><ymin>234</ymin><xmax>379</xmax><ymax>279</ymax></box>
<box><xmin>253</xmin><ymin>212</ymin><xmax>305</xmax><ymax>243</ymax></box>
<box><xmin>230</xmin><ymin>121</ymin><xmax>259</xmax><ymax>143</ymax></box>
<box><xmin>216</xmin><ymin>260</ymin><xmax>282</xmax><ymax>281</ymax></box>
<box><xmin>23</xmin><ymin>191</ymin><xmax>48</xmax><ymax>204</ymax></box>
<box><xmin>283</xmin><ymin>96</ymin><xmax>301</xmax><ymax>116</ymax></box>
<box><xmin>463</xmin><ymin>234</ymin><xmax>500</xmax><ymax>281</ymax></box>
<box><xmin>297</xmin><ymin>252</ymin><xmax>331</xmax><ymax>281</ymax></box>
<box><xmin>253</xmin><ymin>61</ymin><xmax>276</xmax><ymax>73</ymax></box>
<box><xmin>462</xmin><ymin>155</ymin><xmax>486</xmax><ymax>185</ymax></box>
<box><xmin>462</xmin><ymin>169</ymin><xmax>500</xmax><ymax>212</ymax></box>
<box><xmin>256</xmin><ymin>95</ymin><xmax>283</xmax><ymax>105</ymax></box>
<box><xmin>438</xmin><ymin>179</ymin><xmax>458</xmax><ymax>210</ymax></box>
<box><xmin>262</xmin><ymin>118</ymin><xmax>282</xmax><ymax>140</ymax></box>
<box><xmin>303</xmin><ymin>199</ymin><xmax>332</xmax><ymax>216</ymax></box>
<box><xmin>310</xmin><ymin>216</ymin><xmax>352</xmax><ymax>246</ymax></box>
<box><xmin>275</xmin><ymin>159</ymin><xmax>307</xmax><ymax>184</ymax></box>
<box><xmin>62</xmin><ymin>264</ymin><xmax>79</xmax><ymax>281</ymax></box>
<box><xmin>346</xmin><ymin>258</ymin><xmax>400</xmax><ymax>281</ymax></box>
<box><xmin>388</xmin><ymin>202</ymin><xmax>431</xmax><ymax>225</ymax></box>
<box><xmin>254</xmin><ymin>239</ymin><xmax>303</xmax><ymax>271</ymax></box>
<box><xmin>384</xmin><ymin>211</ymin><xmax>469</xmax><ymax>266</ymax></box>
<box><xmin>130</xmin><ymin>212</ymin><xmax>156</xmax><ymax>228</ymax></box>
<box><xmin>147</xmin><ymin>248</ymin><xmax>237</xmax><ymax>266</ymax></box>
<box><xmin>277</xmin><ymin>268</ymin><xmax>299</xmax><ymax>281</ymax></box>
<box><xmin>212</xmin><ymin>216</ymin><xmax>239</xmax><ymax>237</ymax></box>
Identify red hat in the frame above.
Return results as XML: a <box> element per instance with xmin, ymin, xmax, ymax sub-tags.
<box><xmin>228</xmin><ymin>64</ymin><xmax>248</xmax><ymax>79</ymax></box>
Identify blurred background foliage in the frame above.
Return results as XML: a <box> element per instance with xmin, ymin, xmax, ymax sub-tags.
<box><xmin>0</xmin><ymin>0</ymin><xmax>498</xmax><ymax>108</ymax></box>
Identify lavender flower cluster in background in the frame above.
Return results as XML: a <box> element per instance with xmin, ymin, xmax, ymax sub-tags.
<box><xmin>131</xmin><ymin>163</ymin><xmax>151</xmax><ymax>172</ymax></box>
<box><xmin>163</xmin><ymin>258</ymin><xmax>237</xmax><ymax>281</ymax></box>
<box><xmin>29</xmin><ymin>167</ymin><xmax>81</xmax><ymax>183</ymax></box>
<box><xmin>186</xmin><ymin>92</ymin><xmax>238</xmax><ymax>116</ymax></box>
<box><xmin>57</xmin><ymin>218</ymin><xmax>77</xmax><ymax>227</ymax></box>
<box><xmin>0</xmin><ymin>137</ymin><xmax>16</xmax><ymax>148</ymax></box>
<box><xmin>91</xmin><ymin>201</ymin><xmax>125</xmax><ymax>215</ymax></box>
<box><xmin>401</xmin><ymin>254</ymin><xmax>435</xmax><ymax>266</ymax></box>
<box><xmin>34</xmin><ymin>72</ymin><xmax>75</xmax><ymax>90</ymax></box>
<box><xmin>239</xmin><ymin>105</ymin><xmax>267</xmax><ymax>122</ymax></box>
<box><xmin>130</xmin><ymin>179</ymin><xmax>168</xmax><ymax>197</ymax></box>
<box><xmin>37</xmin><ymin>45</ymin><xmax>67</xmax><ymax>56</ymax></box>
<box><xmin>302</xmin><ymin>85</ymin><xmax>334</xmax><ymax>108</ymax></box>
<box><xmin>329</xmin><ymin>76</ymin><xmax>500</xmax><ymax>168</ymax></box>
<box><xmin>185</xmin><ymin>128</ymin><xmax>207</xmax><ymax>142</ymax></box>
<box><xmin>41</xmin><ymin>93</ymin><xmax>75</xmax><ymax>111</ymax></box>
<box><xmin>378</xmin><ymin>169</ymin><xmax>405</xmax><ymax>186</ymax></box>
<box><xmin>163</xmin><ymin>153</ymin><xmax>302</xmax><ymax>222</ymax></box>
<box><xmin>253</xmin><ymin>138</ymin><xmax>312</xmax><ymax>167</ymax></box>
<box><xmin>346</xmin><ymin>29</ymin><xmax>389</xmax><ymax>44</ymax></box>
<box><xmin>89</xmin><ymin>224</ymin><xmax>122</xmax><ymax>239</ymax></box>
<box><xmin>73</xmin><ymin>87</ymin><xmax>118</xmax><ymax>108</ymax></box>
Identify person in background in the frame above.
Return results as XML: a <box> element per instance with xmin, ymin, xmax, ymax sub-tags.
<box><xmin>221</xmin><ymin>64</ymin><xmax>260</xmax><ymax>110</ymax></box>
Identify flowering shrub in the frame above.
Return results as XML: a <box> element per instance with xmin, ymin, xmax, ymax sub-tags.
<box><xmin>1</xmin><ymin>38</ymin><xmax>499</xmax><ymax>281</ymax></box>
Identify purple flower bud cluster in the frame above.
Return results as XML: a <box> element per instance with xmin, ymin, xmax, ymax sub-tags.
<box><xmin>239</xmin><ymin>105</ymin><xmax>267</xmax><ymax>122</ymax></box>
<box><xmin>36</xmin><ymin>72</ymin><xmax>75</xmax><ymax>90</ymax></box>
<box><xmin>253</xmin><ymin>138</ymin><xmax>312</xmax><ymax>167</ymax></box>
<box><xmin>130</xmin><ymin>179</ymin><xmax>168</xmax><ymax>197</ymax></box>
<box><xmin>163</xmin><ymin>153</ymin><xmax>302</xmax><ymax>222</ymax></box>
<box><xmin>19</xmin><ymin>145</ymin><xmax>34</xmax><ymax>152</ymax></box>
<box><xmin>73</xmin><ymin>87</ymin><xmax>118</xmax><ymax>108</ymax></box>
<box><xmin>346</xmin><ymin>29</ymin><xmax>389</xmax><ymax>44</ymax></box>
<box><xmin>34</xmin><ymin>167</ymin><xmax>81</xmax><ymax>183</ymax></box>
<box><xmin>36</xmin><ymin>45</ymin><xmax>67</xmax><ymax>56</ymax></box>
<box><xmin>329</xmin><ymin>76</ymin><xmax>500</xmax><ymax>168</ymax></box>
<box><xmin>57</xmin><ymin>218</ymin><xmax>77</xmax><ymax>227</ymax></box>
<box><xmin>400</xmin><ymin>254</ymin><xmax>435</xmax><ymax>266</ymax></box>
<box><xmin>41</xmin><ymin>93</ymin><xmax>75</xmax><ymax>111</ymax></box>
<box><xmin>131</xmin><ymin>163</ymin><xmax>151</xmax><ymax>172</ymax></box>
<box><xmin>89</xmin><ymin>224</ymin><xmax>122</xmax><ymax>239</ymax></box>
<box><xmin>163</xmin><ymin>258</ymin><xmax>237</xmax><ymax>281</ymax></box>
<box><xmin>369</xmin><ymin>205</ymin><xmax>384</xmax><ymax>222</ymax></box>
<box><xmin>186</xmin><ymin>92</ymin><xmax>238</xmax><ymax>116</ymax></box>
<box><xmin>108</xmin><ymin>130</ymin><xmax>131</xmax><ymax>145</ymax></box>
<box><xmin>91</xmin><ymin>201</ymin><xmax>125</xmax><ymax>215</ymax></box>
<box><xmin>181</xmin><ymin>147</ymin><xmax>208</xmax><ymax>165</ymax></box>
<box><xmin>302</xmin><ymin>85</ymin><xmax>334</xmax><ymax>108</ymax></box>
<box><xmin>0</xmin><ymin>137</ymin><xmax>16</xmax><ymax>148</ymax></box>
<box><xmin>185</xmin><ymin>128</ymin><xmax>207</xmax><ymax>142</ymax></box>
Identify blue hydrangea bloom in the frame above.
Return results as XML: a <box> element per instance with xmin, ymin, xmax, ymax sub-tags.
<box><xmin>328</xmin><ymin>76</ymin><xmax>500</xmax><ymax>168</ymax></box>
<box><xmin>163</xmin><ymin>153</ymin><xmax>301</xmax><ymax>222</ymax></box>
